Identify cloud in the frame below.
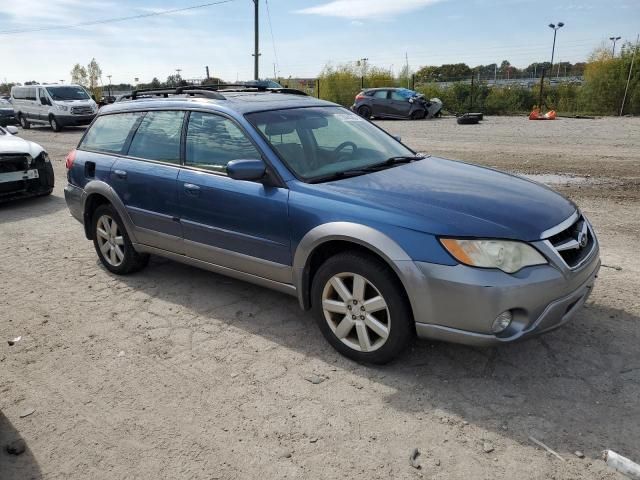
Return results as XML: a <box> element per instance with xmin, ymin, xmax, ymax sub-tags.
<box><xmin>296</xmin><ymin>0</ymin><xmax>444</xmax><ymax>19</ymax></box>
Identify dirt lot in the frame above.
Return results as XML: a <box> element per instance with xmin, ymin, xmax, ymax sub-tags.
<box><xmin>1</xmin><ymin>116</ymin><xmax>639</xmax><ymax>479</ymax></box>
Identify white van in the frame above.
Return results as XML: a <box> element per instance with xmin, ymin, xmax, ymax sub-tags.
<box><xmin>11</xmin><ymin>84</ymin><xmax>98</xmax><ymax>132</ymax></box>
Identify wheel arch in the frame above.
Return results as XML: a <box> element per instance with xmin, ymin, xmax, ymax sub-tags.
<box><xmin>82</xmin><ymin>180</ymin><xmax>137</xmax><ymax>243</ymax></box>
<box><xmin>293</xmin><ymin>222</ymin><xmax>424</xmax><ymax>318</ymax></box>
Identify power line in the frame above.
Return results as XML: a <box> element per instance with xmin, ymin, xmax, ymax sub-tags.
<box><xmin>265</xmin><ymin>0</ymin><xmax>279</xmax><ymax>77</ymax></box>
<box><xmin>0</xmin><ymin>0</ymin><xmax>236</xmax><ymax>35</ymax></box>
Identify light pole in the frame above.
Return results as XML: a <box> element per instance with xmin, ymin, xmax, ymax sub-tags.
<box><xmin>107</xmin><ymin>75</ymin><xmax>112</xmax><ymax>97</ymax></box>
<box><xmin>609</xmin><ymin>36</ymin><xmax>622</xmax><ymax>57</ymax></box>
<box><xmin>548</xmin><ymin>22</ymin><xmax>564</xmax><ymax>79</ymax></box>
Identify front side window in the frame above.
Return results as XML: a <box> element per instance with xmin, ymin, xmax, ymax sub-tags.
<box><xmin>247</xmin><ymin>106</ymin><xmax>415</xmax><ymax>181</ymax></box>
<box><xmin>80</xmin><ymin>112</ymin><xmax>143</xmax><ymax>154</ymax></box>
<box><xmin>46</xmin><ymin>86</ymin><xmax>90</xmax><ymax>101</ymax></box>
<box><xmin>185</xmin><ymin>112</ymin><xmax>261</xmax><ymax>172</ymax></box>
<box><xmin>128</xmin><ymin>110</ymin><xmax>185</xmax><ymax>164</ymax></box>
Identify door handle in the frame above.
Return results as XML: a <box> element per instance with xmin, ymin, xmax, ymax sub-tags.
<box><xmin>183</xmin><ymin>183</ymin><xmax>200</xmax><ymax>196</ymax></box>
<box><xmin>113</xmin><ymin>169</ymin><xmax>127</xmax><ymax>179</ymax></box>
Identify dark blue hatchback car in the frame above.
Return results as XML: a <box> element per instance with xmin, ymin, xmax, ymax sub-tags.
<box><xmin>64</xmin><ymin>86</ymin><xmax>600</xmax><ymax>363</ymax></box>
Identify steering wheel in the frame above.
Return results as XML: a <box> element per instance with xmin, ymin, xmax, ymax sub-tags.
<box><xmin>333</xmin><ymin>141</ymin><xmax>358</xmax><ymax>160</ymax></box>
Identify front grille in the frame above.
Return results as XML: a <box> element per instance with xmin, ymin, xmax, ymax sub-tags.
<box><xmin>0</xmin><ymin>154</ymin><xmax>29</xmax><ymax>173</ymax></box>
<box><xmin>71</xmin><ymin>106</ymin><xmax>93</xmax><ymax>115</ymax></box>
<box><xmin>546</xmin><ymin>214</ymin><xmax>594</xmax><ymax>268</ymax></box>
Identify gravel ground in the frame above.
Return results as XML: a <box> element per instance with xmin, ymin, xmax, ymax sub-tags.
<box><xmin>1</xmin><ymin>116</ymin><xmax>638</xmax><ymax>480</ymax></box>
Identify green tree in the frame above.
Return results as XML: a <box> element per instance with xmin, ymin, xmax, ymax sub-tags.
<box><xmin>71</xmin><ymin>64</ymin><xmax>88</xmax><ymax>86</ymax></box>
<box><xmin>87</xmin><ymin>58</ymin><xmax>102</xmax><ymax>99</ymax></box>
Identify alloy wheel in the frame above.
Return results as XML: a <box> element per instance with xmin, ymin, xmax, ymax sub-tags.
<box><xmin>321</xmin><ymin>272</ymin><xmax>390</xmax><ymax>352</ymax></box>
<box><xmin>95</xmin><ymin>214</ymin><xmax>125</xmax><ymax>267</ymax></box>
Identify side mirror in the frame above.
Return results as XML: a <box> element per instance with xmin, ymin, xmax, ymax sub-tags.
<box><xmin>408</xmin><ymin>98</ymin><xmax>414</xmax><ymax>103</ymax></box>
<box><xmin>227</xmin><ymin>159</ymin><xmax>266</xmax><ymax>181</ymax></box>
<box><xmin>6</xmin><ymin>125</ymin><xmax>19</xmax><ymax>135</ymax></box>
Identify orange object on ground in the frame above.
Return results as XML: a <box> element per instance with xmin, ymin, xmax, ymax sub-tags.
<box><xmin>529</xmin><ymin>108</ymin><xmax>557</xmax><ymax>120</ymax></box>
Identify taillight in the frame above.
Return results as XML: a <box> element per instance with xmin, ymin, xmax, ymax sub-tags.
<box><xmin>65</xmin><ymin>149</ymin><xmax>76</xmax><ymax>169</ymax></box>
<box><xmin>355</xmin><ymin>94</ymin><xmax>366</xmax><ymax>100</ymax></box>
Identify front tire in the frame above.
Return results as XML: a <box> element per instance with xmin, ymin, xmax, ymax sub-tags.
<box><xmin>49</xmin><ymin>116</ymin><xmax>62</xmax><ymax>132</ymax></box>
<box><xmin>411</xmin><ymin>109</ymin><xmax>426</xmax><ymax>120</ymax></box>
<box><xmin>92</xmin><ymin>204</ymin><xmax>149</xmax><ymax>274</ymax></box>
<box><xmin>311</xmin><ymin>252</ymin><xmax>413</xmax><ymax>364</ymax></box>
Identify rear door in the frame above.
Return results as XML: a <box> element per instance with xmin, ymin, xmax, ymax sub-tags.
<box><xmin>109</xmin><ymin>110</ymin><xmax>185</xmax><ymax>254</ymax></box>
<box><xmin>177</xmin><ymin>111</ymin><xmax>291</xmax><ymax>283</ymax></box>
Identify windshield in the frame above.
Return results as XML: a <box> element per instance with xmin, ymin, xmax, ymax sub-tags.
<box><xmin>46</xmin><ymin>86</ymin><xmax>90</xmax><ymax>101</ymax></box>
<box><xmin>246</xmin><ymin>107</ymin><xmax>415</xmax><ymax>181</ymax></box>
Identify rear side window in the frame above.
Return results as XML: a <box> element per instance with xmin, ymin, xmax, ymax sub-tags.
<box><xmin>185</xmin><ymin>112</ymin><xmax>261</xmax><ymax>172</ymax></box>
<box><xmin>128</xmin><ymin>110</ymin><xmax>185</xmax><ymax>164</ymax></box>
<box><xmin>80</xmin><ymin>112</ymin><xmax>143</xmax><ymax>154</ymax></box>
<box><xmin>372</xmin><ymin>90</ymin><xmax>388</xmax><ymax>99</ymax></box>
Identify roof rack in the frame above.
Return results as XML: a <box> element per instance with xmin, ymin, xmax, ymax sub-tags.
<box><xmin>117</xmin><ymin>84</ymin><xmax>309</xmax><ymax>102</ymax></box>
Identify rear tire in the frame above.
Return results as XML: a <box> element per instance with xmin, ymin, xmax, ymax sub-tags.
<box><xmin>19</xmin><ymin>114</ymin><xmax>30</xmax><ymax>129</ymax></box>
<box><xmin>92</xmin><ymin>204</ymin><xmax>149</xmax><ymax>275</ymax></box>
<box><xmin>311</xmin><ymin>251</ymin><xmax>413</xmax><ymax>364</ymax></box>
<box><xmin>49</xmin><ymin>116</ymin><xmax>62</xmax><ymax>132</ymax></box>
<box><xmin>357</xmin><ymin>105</ymin><xmax>372</xmax><ymax>119</ymax></box>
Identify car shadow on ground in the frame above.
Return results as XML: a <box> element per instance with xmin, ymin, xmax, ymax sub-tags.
<box><xmin>0</xmin><ymin>412</ymin><xmax>42</xmax><ymax>480</ymax></box>
<box><xmin>114</xmin><ymin>256</ymin><xmax>639</xmax><ymax>461</ymax></box>
<box><xmin>0</xmin><ymin>193</ymin><xmax>68</xmax><ymax>223</ymax></box>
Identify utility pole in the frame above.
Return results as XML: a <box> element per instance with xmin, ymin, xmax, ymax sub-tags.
<box><xmin>494</xmin><ymin>64</ymin><xmax>497</xmax><ymax>83</ymax></box>
<box><xmin>205</xmin><ymin>66</ymin><xmax>210</xmax><ymax>79</ymax></box>
<box><xmin>405</xmin><ymin>52</ymin><xmax>410</xmax><ymax>88</ymax></box>
<box><xmin>107</xmin><ymin>74</ymin><xmax>112</xmax><ymax>97</ymax></box>
<box><xmin>609</xmin><ymin>36</ymin><xmax>622</xmax><ymax>57</ymax></box>
<box><xmin>253</xmin><ymin>0</ymin><xmax>260</xmax><ymax>80</ymax></box>
<box><xmin>620</xmin><ymin>34</ymin><xmax>639</xmax><ymax>116</ymax></box>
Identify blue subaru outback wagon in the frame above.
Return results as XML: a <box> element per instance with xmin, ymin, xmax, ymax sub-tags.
<box><xmin>64</xmin><ymin>85</ymin><xmax>600</xmax><ymax>363</ymax></box>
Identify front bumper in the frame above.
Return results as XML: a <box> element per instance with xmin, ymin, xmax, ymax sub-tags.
<box><xmin>56</xmin><ymin>114</ymin><xmax>95</xmax><ymax>127</ymax></box>
<box><xmin>411</xmin><ymin>243</ymin><xmax>600</xmax><ymax>346</ymax></box>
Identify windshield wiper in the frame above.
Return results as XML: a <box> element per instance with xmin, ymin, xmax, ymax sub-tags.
<box><xmin>309</xmin><ymin>156</ymin><xmax>425</xmax><ymax>184</ymax></box>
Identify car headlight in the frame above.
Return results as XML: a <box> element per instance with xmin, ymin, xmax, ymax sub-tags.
<box><xmin>55</xmin><ymin>104</ymin><xmax>69</xmax><ymax>111</ymax></box>
<box><xmin>440</xmin><ymin>238</ymin><xmax>547</xmax><ymax>273</ymax></box>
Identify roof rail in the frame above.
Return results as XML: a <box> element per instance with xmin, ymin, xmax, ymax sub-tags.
<box><xmin>182</xmin><ymin>84</ymin><xmax>309</xmax><ymax>96</ymax></box>
<box><xmin>118</xmin><ymin>87</ymin><xmax>226</xmax><ymax>101</ymax></box>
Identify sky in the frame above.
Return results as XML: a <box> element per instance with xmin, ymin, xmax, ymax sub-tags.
<box><xmin>1</xmin><ymin>0</ymin><xmax>638</xmax><ymax>85</ymax></box>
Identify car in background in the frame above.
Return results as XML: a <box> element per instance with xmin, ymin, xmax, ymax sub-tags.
<box><xmin>64</xmin><ymin>86</ymin><xmax>599</xmax><ymax>364</ymax></box>
<box><xmin>11</xmin><ymin>84</ymin><xmax>98</xmax><ymax>132</ymax></box>
<box><xmin>0</xmin><ymin>98</ymin><xmax>17</xmax><ymax>127</ymax></box>
<box><xmin>352</xmin><ymin>88</ymin><xmax>442</xmax><ymax>120</ymax></box>
<box><xmin>244</xmin><ymin>80</ymin><xmax>283</xmax><ymax>89</ymax></box>
<box><xmin>0</xmin><ymin>125</ymin><xmax>54</xmax><ymax>201</ymax></box>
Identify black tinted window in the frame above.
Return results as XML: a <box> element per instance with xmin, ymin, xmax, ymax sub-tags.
<box><xmin>80</xmin><ymin>113</ymin><xmax>143</xmax><ymax>154</ymax></box>
<box><xmin>128</xmin><ymin>111</ymin><xmax>185</xmax><ymax>164</ymax></box>
<box><xmin>185</xmin><ymin>112</ymin><xmax>260</xmax><ymax>172</ymax></box>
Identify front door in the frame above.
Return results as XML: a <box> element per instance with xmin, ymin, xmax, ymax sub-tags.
<box><xmin>109</xmin><ymin>110</ymin><xmax>185</xmax><ymax>253</ymax></box>
<box><xmin>369</xmin><ymin>90</ymin><xmax>390</xmax><ymax>117</ymax></box>
<box><xmin>387</xmin><ymin>90</ymin><xmax>413</xmax><ymax>117</ymax></box>
<box><xmin>177</xmin><ymin>111</ymin><xmax>291</xmax><ymax>283</ymax></box>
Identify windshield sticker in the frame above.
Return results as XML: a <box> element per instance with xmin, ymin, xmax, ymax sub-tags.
<box><xmin>333</xmin><ymin>113</ymin><xmax>364</xmax><ymax>122</ymax></box>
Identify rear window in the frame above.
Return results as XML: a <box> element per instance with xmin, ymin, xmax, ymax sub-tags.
<box><xmin>128</xmin><ymin>110</ymin><xmax>185</xmax><ymax>164</ymax></box>
<box><xmin>80</xmin><ymin>112</ymin><xmax>143</xmax><ymax>154</ymax></box>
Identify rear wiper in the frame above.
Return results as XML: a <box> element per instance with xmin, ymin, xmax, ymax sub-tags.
<box><xmin>309</xmin><ymin>156</ymin><xmax>425</xmax><ymax>184</ymax></box>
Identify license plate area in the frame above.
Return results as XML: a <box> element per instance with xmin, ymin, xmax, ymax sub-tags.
<box><xmin>0</xmin><ymin>169</ymin><xmax>39</xmax><ymax>184</ymax></box>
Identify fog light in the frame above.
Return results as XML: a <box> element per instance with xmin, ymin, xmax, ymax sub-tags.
<box><xmin>492</xmin><ymin>311</ymin><xmax>513</xmax><ymax>334</ymax></box>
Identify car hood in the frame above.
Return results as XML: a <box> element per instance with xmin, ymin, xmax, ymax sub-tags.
<box><xmin>0</xmin><ymin>134</ymin><xmax>45</xmax><ymax>158</ymax></box>
<box><xmin>300</xmin><ymin>157</ymin><xmax>576</xmax><ymax>241</ymax></box>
